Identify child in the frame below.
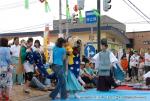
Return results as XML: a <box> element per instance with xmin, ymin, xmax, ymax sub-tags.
<box><xmin>78</xmin><ymin>62</ymin><xmax>86</xmax><ymax>87</ymax></box>
<box><xmin>138</xmin><ymin>56</ymin><xmax>145</xmax><ymax>81</ymax></box>
<box><xmin>121</xmin><ymin>55</ymin><xmax>128</xmax><ymax>72</ymax></box>
<box><xmin>84</xmin><ymin>63</ymin><xmax>97</xmax><ymax>86</ymax></box>
<box><xmin>21</xmin><ymin>38</ymin><xmax>34</xmax><ymax>94</ymax></box>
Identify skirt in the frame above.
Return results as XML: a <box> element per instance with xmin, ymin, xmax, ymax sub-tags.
<box><xmin>66</xmin><ymin>70</ymin><xmax>84</xmax><ymax>92</ymax></box>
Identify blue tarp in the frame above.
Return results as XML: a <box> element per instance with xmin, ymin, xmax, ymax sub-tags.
<box><xmin>53</xmin><ymin>89</ymin><xmax>150</xmax><ymax>101</ymax></box>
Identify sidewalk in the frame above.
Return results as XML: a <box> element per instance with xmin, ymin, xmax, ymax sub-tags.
<box><xmin>11</xmin><ymin>85</ymin><xmax>49</xmax><ymax>101</ymax></box>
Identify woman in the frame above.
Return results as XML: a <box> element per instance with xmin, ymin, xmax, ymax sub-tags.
<box><xmin>33</xmin><ymin>40</ymin><xmax>51</xmax><ymax>86</ymax></box>
<box><xmin>10</xmin><ymin>37</ymin><xmax>23</xmax><ymax>85</ymax></box>
<box><xmin>65</xmin><ymin>37</ymin><xmax>84</xmax><ymax>95</ymax></box>
<box><xmin>0</xmin><ymin>38</ymin><xmax>13</xmax><ymax>101</ymax></box>
<box><xmin>49</xmin><ymin>38</ymin><xmax>67</xmax><ymax>100</ymax></box>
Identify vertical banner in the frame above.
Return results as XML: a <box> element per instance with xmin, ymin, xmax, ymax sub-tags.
<box><xmin>44</xmin><ymin>25</ymin><xmax>49</xmax><ymax>62</ymax></box>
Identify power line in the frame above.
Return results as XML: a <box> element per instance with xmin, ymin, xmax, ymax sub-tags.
<box><xmin>122</xmin><ymin>0</ymin><xmax>150</xmax><ymax>24</ymax></box>
<box><xmin>2</xmin><ymin>20</ymin><xmax>150</xmax><ymax>33</ymax></box>
<box><xmin>127</xmin><ymin>0</ymin><xmax>150</xmax><ymax>21</ymax></box>
<box><xmin>1</xmin><ymin>22</ymin><xmax>53</xmax><ymax>33</ymax></box>
<box><xmin>0</xmin><ymin>0</ymin><xmax>37</xmax><ymax>11</ymax></box>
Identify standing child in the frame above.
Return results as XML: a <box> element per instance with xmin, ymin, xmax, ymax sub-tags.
<box><xmin>138</xmin><ymin>56</ymin><xmax>145</xmax><ymax>81</ymax></box>
<box><xmin>130</xmin><ymin>50</ymin><xmax>140</xmax><ymax>82</ymax></box>
<box><xmin>120</xmin><ymin>54</ymin><xmax>128</xmax><ymax>79</ymax></box>
<box><xmin>21</xmin><ymin>38</ymin><xmax>34</xmax><ymax>94</ymax></box>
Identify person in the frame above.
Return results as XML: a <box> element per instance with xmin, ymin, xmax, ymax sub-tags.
<box><xmin>143</xmin><ymin>71</ymin><xmax>150</xmax><ymax>86</ymax></box>
<box><xmin>120</xmin><ymin>54</ymin><xmax>128</xmax><ymax>72</ymax></box>
<box><xmin>82</xmin><ymin>55</ymin><xmax>89</xmax><ymax>63</ymax></box>
<box><xmin>92</xmin><ymin>38</ymin><xmax>118</xmax><ymax>91</ymax></box>
<box><xmin>33</xmin><ymin>40</ymin><xmax>46</xmax><ymax>63</ymax></box>
<box><xmin>72</xmin><ymin>38</ymin><xmax>82</xmax><ymax>78</ymax></box>
<box><xmin>84</xmin><ymin>62</ymin><xmax>97</xmax><ymax>86</ymax></box>
<box><xmin>21</xmin><ymin>38</ymin><xmax>34</xmax><ymax>94</ymax></box>
<box><xmin>30</xmin><ymin>66</ymin><xmax>50</xmax><ymax>91</ymax></box>
<box><xmin>33</xmin><ymin>40</ymin><xmax>51</xmax><ymax>87</ymax></box>
<box><xmin>49</xmin><ymin>38</ymin><xmax>67</xmax><ymax>100</ymax></box>
<box><xmin>130</xmin><ymin>50</ymin><xmax>140</xmax><ymax>82</ymax></box>
<box><xmin>78</xmin><ymin>62</ymin><xmax>86</xmax><ymax>87</ymax></box>
<box><xmin>127</xmin><ymin>50</ymin><xmax>134</xmax><ymax>81</ymax></box>
<box><xmin>10</xmin><ymin>37</ymin><xmax>24</xmax><ymax>85</ymax></box>
<box><xmin>80</xmin><ymin>62</ymin><xmax>93</xmax><ymax>86</ymax></box>
<box><xmin>138</xmin><ymin>56</ymin><xmax>145</xmax><ymax>81</ymax></box>
<box><xmin>65</xmin><ymin>37</ymin><xmax>84</xmax><ymax>96</ymax></box>
<box><xmin>0</xmin><ymin>38</ymin><xmax>13</xmax><ymax>101</ymax></box>
<box><xmin>144</xmin><ymin>48</ymin><xmax>150</xmax><ymax>73</ymax></box>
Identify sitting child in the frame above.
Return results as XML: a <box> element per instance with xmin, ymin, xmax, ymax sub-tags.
<box><xmin>79</xmin><ymin>62</ymin><xmax>97</xmax><ymax>87</ymax></box>
<box><xmin>84</xmin><ymin>62</ymin><xmax>97</xmax><ymax>85</ymax></box>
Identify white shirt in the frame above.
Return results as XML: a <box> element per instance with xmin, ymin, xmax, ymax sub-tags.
<box><xmin>23</xmin><ymin>62</ymin><xmax>34</xmax><ymax>73</ymax></box>
<box><xmin>10</xmin><ymin>45</ymin><xmax>21</xmax><ymax>57</ymax></box>
<box><xmin>130</xmin><ymin>54</ymin><xmax>140</xmax><ymax>67</ymax></box>
<box><xmin>139</xmin><ymin>62</ymin><xmax>144</xmax><ymax>69</ymax></box>
<box><xmin>145</xmin><ymin>53</ymin><xmax>150</xmax><ymax>66</ymax></box>
<box><xmin>92</xmin><ymin>51</ymin><xmax>118</xmax><ymax>69</ymax></box>
<box><xmin>143</xmin><ymin>71</ymin><xmax>150</xmax><ymax>80</ymax></box>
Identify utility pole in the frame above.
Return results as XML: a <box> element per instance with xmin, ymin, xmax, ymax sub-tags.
<box><xmin>59</xmin><ymin>0</ymin><xmax>63</xmax><ymax>35</ymax></box>
<box><xmin>97</xmin><ymin>0</ymin><xmax>101</xmax><ymax>52</ymax></box>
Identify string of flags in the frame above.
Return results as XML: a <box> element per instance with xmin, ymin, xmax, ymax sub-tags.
<box><xmin>66</xmin><ymin>0</ymin><xmax>85</xmax><ymax>23</ymax></box>
<box><xmin>24</xmin><ymin>0</ymin><xmax>100</xmax><ymax>23</ymax></box>
<box><xmin>93</xmin><ymin>9</ymin><xmax>100</xmax><ymax>17</ymax></box>
<box><xmin>24</xmin><ymin>0</ymin><xmax>50</xmax><ymax>13</ymax></box>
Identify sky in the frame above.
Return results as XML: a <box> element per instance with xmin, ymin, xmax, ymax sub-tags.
<box><xmin>0</xmin><ymin>0</ymin><xmax>150</xmax><ymax>33</ymax></box>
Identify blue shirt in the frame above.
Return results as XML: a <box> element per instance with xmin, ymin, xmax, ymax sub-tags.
<box><xmin>53</xmin><ymin>46</ymin><xmax>66</xmax><ymax>66</ymax></box>
<box><xmin>85</xmin><ymin>68</ymin><xmax>94</xmax><ymax>75</ymax></box>
<box><xmin>0</xmin><ymin>47</ymin><xmax>12</xmax><ymax>67</ymax></box>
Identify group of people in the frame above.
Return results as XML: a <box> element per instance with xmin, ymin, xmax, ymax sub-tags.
<box><xmin>50</xmin><ymin>38</ymin><xmax>121</xmax><ymax>99</ymax></box>
<box><xmin>120</xmin><ymin>48</ymin><xmax>150</xmax><ymax>83</ymax></box>
<box><xmin>0</xmin><ymin>37</ymin><xmax>52</xmax><ymax>101</ymax></box>
<box><xmin>0</xmin><ymin>36</ymin><xmax>150</xmax><ymax>101</ymax></box>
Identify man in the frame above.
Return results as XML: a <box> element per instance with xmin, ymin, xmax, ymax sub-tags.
<box><xmin>92</xmin><ymin>38</ymin><xmax>118</xmax><ymax>91</ymax></box>
<box><xmin>145</xmin><ymin>48</ymin><xmax>150</xmax><ymax>73</ymax></box>
<box><xmin>10</xmin><ymin>37</ymin><xmax>24</xmax><ymax>85</ymax></box>
<box><xmin>130</xmin><ymin>50</ymin><xmax>140</xmax><ymax>81</ymax></box>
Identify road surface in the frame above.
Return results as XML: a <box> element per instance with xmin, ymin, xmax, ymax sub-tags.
<box><xmin>23</xmin><ymin>94</ymin><xmax>50</xmax><ymax>101</ymax></box>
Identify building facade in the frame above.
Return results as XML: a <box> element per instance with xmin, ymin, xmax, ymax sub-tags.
<box><xmin>126</xmin><ymin>31</ymin><xmax>150</xmax><ymax>50</ymax></box>
<box><xmin>52</xmin><ymin>15</ymin><xmax>129</xmax><ymax>51</ymax></box>
<box><xmin>0</xmin><ymin>15</ymin><xmax>129</xmax><ymax>51</ymax></box>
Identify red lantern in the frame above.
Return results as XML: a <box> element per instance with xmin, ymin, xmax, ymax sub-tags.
<box><xmin>39</xmin><ymin>0</ymin><xmax>45</xmax><ymax>3</ymax></box>
<box><xmin>74</xmin><ymin>5</ymin><xmax>78</xmax><ymax>12</ymax></box>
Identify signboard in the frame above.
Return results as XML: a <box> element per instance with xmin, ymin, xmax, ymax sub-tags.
<box><xmin>85</xmin><ymin>10</ymin><xmax>97</xmax><ymax>24</ymax></box>
<box><xmin>84</xmin><ymin>45</ymin><xmax>96</xmax><ymax>57</ymax></box>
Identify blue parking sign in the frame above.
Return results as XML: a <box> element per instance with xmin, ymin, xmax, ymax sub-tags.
<box><xmin>86</xmin><ymin>10</ymin><xmax>97</xmax><ymax>24</ymax></box>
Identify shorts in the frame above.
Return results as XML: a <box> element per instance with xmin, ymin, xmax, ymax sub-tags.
<box><xmin>23</xmin><ymin>62</ymin><xmax>34</xmax><ymax>73</ymax></box>
<box><xmin>25</xmin><ymin>72</ymin><xmax>33</xmax><ymax>81</ymax></box>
